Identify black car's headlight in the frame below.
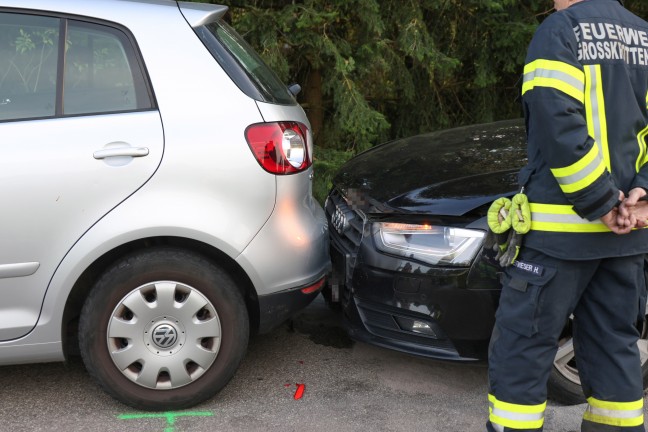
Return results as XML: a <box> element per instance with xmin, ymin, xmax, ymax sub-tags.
<box><xmin>374</xmin><ymin>222</ymin><xmax>485</xmax><ymax>266</ymax></box>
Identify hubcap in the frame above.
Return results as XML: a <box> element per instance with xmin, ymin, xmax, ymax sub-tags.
<box><xmin>553</xmin><ymin>337</ymin><xmax>579</xmax><ymax>385</ymax></box>
<box><xmin>107</xmin><ymin>281</ymin><xmax>221</xmax><ymax>390</ymax></box>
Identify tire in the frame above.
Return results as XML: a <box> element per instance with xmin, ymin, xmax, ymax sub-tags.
<box><xmin>547</xmin><ymin>307</ymin><xmax>648</xmax><ymax>405</ymax></box>
<box><xmin>79</xmin><ymin>247</ymin><xmax>249</xmax><ymax>410</ymax></box>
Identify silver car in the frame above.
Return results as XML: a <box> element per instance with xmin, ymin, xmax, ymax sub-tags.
<box><xmin>0</xmin><ymin>0</ymin><xmax>330</xmax><ymax>410</ymax></box>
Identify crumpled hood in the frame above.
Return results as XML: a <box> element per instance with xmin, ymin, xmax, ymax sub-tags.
<box><xmin>333</xmin><ymin>119</ymin><xmax>528</xmax><ymax>216</ymax></box>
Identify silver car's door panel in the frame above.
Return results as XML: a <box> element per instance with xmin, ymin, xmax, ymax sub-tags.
<box><xmin>0</xmin><ymin>111</ymin><xmax>163</xmax><ymax>341</ymax></box>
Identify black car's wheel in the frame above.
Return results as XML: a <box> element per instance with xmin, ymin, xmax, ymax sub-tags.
<box><xmin>547</xmin><ymin>309</ymin><xmax>648</xmax><ymax>405</ymax></box>
<box><xmin>79</xmin><ymin>248</ymin><xmax>249</xmax><ymax>410</ymax></box>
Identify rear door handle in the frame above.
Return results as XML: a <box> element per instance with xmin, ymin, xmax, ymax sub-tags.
<box><xmin>0</xmin><ymin>262</ymin><xmax>40</xmax><ymax>279</ymax></box>
<box><xmin>93</xmin><ymin>147</ymin><xmax>149</xmax><ymax>159</ymax></box>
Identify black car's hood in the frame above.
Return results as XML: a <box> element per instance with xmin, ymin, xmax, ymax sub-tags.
<box><xmin>333</xmin><ymin>119</ymin><xmax>528</xmax><ymax>216</ymax></box>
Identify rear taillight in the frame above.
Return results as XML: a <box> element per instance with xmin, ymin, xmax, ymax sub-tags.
<box><xmin>245</xmin><ymin>122</ymin><xmax>311</xmax><ymax>174</ymax></box>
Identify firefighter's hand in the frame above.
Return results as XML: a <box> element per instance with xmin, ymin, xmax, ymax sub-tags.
<box><xmin>603</xmin><ymin>207</ymin><xmax>633</xmax><ymax>234</ymax></box>
<box><xmin>619</xmin><ymin>187</ymin><xmax>648</xmax><ymax>228</ymax></box>
<box><xmin>602</xmin><ymin>191</ymin><xmax>631</xmax><ymax>234</ymax></box>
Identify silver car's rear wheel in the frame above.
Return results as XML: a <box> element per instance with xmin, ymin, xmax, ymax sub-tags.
<box><xmin>79</xmin><ymin>248</ymin><xmax>248</xmax><ymax>410</ymax></box>
<box><xmin>107</xmin><ymin>281</ymin><xmax>221</xmax><ymax>390</ymax></box>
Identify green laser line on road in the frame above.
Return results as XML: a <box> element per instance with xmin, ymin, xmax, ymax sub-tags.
<box><xmin>118</xmin><ymin>411</ymin><xmax>213</xmax><ymax>432</ymax></box>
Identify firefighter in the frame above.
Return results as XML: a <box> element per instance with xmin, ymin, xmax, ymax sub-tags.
<box><xmin>487</xmin><ymin>0</ymin><xmax>648</xmax><ymax>431</ymax></box>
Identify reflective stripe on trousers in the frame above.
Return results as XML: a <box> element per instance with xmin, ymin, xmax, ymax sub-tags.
<box><xmin>583</xmin><ymin>397</ymin><xmax>644</xmax><ymax>429</ymax></box>
<box><xmin>489</xmin><ymin>394</ymin><xmax>545</xmax><ymax>430</ymax></box>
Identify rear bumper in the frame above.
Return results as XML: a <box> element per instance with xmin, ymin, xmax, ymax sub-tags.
<box><xmin>257</xmin><ymin>276</ymin><xmax>326</xmax><ymax>333</ymax></box>
<box><xmin>236</xmin><ymin>175</ymin><xmax>331</xmax><ymax>296</ymax></box>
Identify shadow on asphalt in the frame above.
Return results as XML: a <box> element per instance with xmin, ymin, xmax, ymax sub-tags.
<box><xmin>287</xmin><ymin>295</ymin><xmax>354</xmax><ymax>349</ymax></box>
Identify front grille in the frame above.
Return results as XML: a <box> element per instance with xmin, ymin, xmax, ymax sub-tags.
<box><xmin>325</xmin><ymin>188</ymin><xmax>365</xmax><ymax>253</ymax></box>
<box><xmin>325</xmin><ymin>188</ymin><xmax>367</xmax><ymax>310</ymax></box>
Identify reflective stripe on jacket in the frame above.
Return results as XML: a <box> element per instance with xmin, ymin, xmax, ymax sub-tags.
<box><xmin>520</xmin><ymin>0</ymin><xmax>648</xmax><ymax>259</ymax></box>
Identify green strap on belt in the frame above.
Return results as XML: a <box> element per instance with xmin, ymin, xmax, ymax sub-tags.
<box><xmin>486</xmin><ymin>193</ymin><xmax>531</xmax><ymax>267</ymax></box>
<box><xmin>487</xmin><ymin>197</ymin><xmax>512</xmax><ymax>234</ymax></box>
<box><xmin>511</xmin><ymin>193</ymin><xmax>531</xmax><ymax>234</ymax></box>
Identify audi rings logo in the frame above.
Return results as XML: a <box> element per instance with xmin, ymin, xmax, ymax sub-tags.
<box><xmin>332</xmin><ymin>206</ymin><xmax>349</xmax><ymax>234</ymax></box>
<box><xmin>153</xmin><ymin>324</ymin><xmax>178</xmax><ymax>348</ymax></box>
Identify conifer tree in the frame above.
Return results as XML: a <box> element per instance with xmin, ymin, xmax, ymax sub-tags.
<box><xmin>189</xmin><ymin>0</ymin><xmax>647</xmax><ymax>201</ymax></box>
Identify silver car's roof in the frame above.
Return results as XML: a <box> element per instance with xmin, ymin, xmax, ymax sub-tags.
<box><xmin>0</xmin><ymin>0</ymin><xmax>228</xmax><ymax>28</ymax></box>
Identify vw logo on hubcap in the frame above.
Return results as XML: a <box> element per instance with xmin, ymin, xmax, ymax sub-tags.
<box><xmin>152</xmin><ymin>324</ymin><xmax>178</xmax><ymax>348</ymax></box>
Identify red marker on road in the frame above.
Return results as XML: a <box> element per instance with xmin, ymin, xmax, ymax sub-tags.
<box><xmin>294</xmin><ymin>383</ymin><xmax>305</xmax><ymax>400</ymax></box>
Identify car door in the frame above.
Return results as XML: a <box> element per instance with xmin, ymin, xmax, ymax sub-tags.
<box><xmin>0</xmin><ymin>12</ymin><xmax>163</xmax><ymax>340</ymax></box>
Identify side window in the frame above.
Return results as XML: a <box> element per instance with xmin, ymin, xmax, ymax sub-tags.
<box><xmin>0</xmin><ymin>13</ymin><xmax>152</xmax><ymax>122</ymax></box>
<box><xmin>0</xmin><ymin>13</ymin><xmax>60</xmax><ymax>121</ymax></box>
<box><xmin>64</xmin><ymin>20</ymin><xmax>152</xmax><ymax>115</ymax></box>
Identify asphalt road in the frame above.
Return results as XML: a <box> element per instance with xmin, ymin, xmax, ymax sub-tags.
<box><xmin>0</xmin><ymin>295</ymin><xmax>637</xmax><ymax>432</ymax></box>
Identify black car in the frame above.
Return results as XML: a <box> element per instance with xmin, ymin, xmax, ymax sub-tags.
<box><xmin>323</xmin><ymin>118</ymin><xmax>648</xmax><ymax>405</ymax></box>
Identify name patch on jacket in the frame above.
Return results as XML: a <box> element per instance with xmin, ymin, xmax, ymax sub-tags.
<box><xmin>513</xmin><ymin>260</ymin><xmax>544</xmax><ymax>276</ymax></box>
<box><xmin>574</xmin><ymin>22</ymin><xmax>648</xmax><ymax>65</ymax></box>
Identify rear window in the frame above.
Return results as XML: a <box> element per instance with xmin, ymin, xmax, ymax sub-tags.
<box><xmin>195</xmin><ymin>20</ymin><xmax>295</xmax><ymax>105</ymax></box>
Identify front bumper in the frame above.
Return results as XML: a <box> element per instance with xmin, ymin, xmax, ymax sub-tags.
<box><xmin>325</xmin><ymin>189</ymin><xmax>501</xmax><ymax>362</ymax></box>
<box><xmin>344</xmin><ymin>296</ymin><xmax>478</xmax><ymax>361</ymax></box>
<box><xmin>333</xmin><ymin>239</ymin><xmax>499</xmax><ymax>362</ymax></box>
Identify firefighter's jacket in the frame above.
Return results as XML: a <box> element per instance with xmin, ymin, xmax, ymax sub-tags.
<box><xmin>521</xmin><ymin>0</ymin><xmax>648</xmax><ymax>260</ymax></box>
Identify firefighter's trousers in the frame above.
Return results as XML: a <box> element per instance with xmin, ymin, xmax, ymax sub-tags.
<box><xmin>486</xmin><ymin>248</ymin><xmax>647</xmax><ymax>432</ymax></box>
